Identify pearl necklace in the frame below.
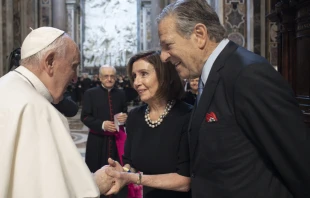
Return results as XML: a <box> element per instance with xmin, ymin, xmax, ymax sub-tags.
<box><xmin>145</xmin><ymin>100</ymin><xmax>175</xmax><ymax>128</ymax></box>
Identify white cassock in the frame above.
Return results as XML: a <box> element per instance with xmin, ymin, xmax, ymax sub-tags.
<box><xmin>0</xmin><ymin>66</ymin><xmax>100</xmax><ymax>198</ymax></box>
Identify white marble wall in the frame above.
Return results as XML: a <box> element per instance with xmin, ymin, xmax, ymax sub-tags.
<box><xmin>83</xmin><ymin>0</ymin><xmax>137</xmax><ymax>67</ymax></box>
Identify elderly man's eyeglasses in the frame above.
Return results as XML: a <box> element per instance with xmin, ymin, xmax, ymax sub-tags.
<box><xmin>102</xmin><ymin>75</ymin><xmax>116</xmax><ymax>80</ymax></box>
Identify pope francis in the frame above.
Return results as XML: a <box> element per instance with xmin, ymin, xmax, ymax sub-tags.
<box><xmin>0</xmin><ymin>27</ymin><xmax>112</xmax><ymax>197</ymax></box>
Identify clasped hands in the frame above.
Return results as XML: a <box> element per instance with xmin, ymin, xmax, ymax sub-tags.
<box><xmin>93</xmin><ymin>158</ymin><xmax>131</xmax><ymax>195</ymax></box>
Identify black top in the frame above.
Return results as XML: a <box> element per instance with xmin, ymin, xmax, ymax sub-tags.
<box><xmin>52</xmin><ymin>91</ymin><xmax>78</xmax><ymax>117</ymax></box>
<box><xmin>182</xmin><ymin>91</ymin><xmax>197</xmax><ymax>106</ymax></box>
<box><xmin>123</xmin><ymin>100</ymin><xmax>192</xmax><ymax>198</ymax></box>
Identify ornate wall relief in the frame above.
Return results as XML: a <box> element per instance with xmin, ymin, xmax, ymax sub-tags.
<box><xmin>224</xmin><ymin>0</ymin><xmax>247</xmax><ymax>47</ymax></box>
<box><xmin>83</xmin><ymin>0</ymin><xmax>137</xmax><ymax>69</ymax></box>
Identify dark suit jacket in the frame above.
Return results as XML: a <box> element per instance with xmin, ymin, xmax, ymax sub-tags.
<box><xmin>189</xmin><ymin>41</ymin><xmax>310</xmax><ymax>198</ymax></box>
<box><xmin>52</xmin><ymin>91</ymin><xmax>79</xmax><ymax>117</ymax></box>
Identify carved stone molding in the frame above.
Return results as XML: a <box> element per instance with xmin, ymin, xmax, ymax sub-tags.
<box><xmin>224</xmin><ymin>0</ymin><xmax>247</xmax><ymax>47</ymax></box>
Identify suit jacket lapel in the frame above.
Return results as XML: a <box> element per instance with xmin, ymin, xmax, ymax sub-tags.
<box><xmin>188</xmin><ymin>41</ymin><xmax>239</xmax><ymax>161</ymax></box>
<box><xmin>189</xmin><ymin>71</ymin><xmax>220</xmax><ymax>160</ymax></box>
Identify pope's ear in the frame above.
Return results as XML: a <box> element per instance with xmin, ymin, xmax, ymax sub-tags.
<box><xmin>43</xmin><ymin>52</ymin><xmax>56</xmax><ymax>76</ymax></box>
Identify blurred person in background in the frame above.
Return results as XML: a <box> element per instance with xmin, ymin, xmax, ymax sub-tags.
<box><xmin>182</xmin><ymin>78</ymin><xmax>198</xmax><ymax>106</ymax></box>
<box><xmin>81</xmin><ymin>65</ymin><xmax>128</xmax><ymax>198</ymax></box>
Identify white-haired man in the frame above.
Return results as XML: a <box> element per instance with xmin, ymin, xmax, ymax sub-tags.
<box><xmin>0</xmin><ymin>27</ymin><xmax>112</xmax><ymax>198</ymax></box>
<box><xmin>81</xmin><ymin>65</ymin><xmax>128</xmax><ymax>198</ymax></box>
<box><xmin>157</xmin><ymin>1</ymin><xmax>310</xmax><ymax>198</ymax></box>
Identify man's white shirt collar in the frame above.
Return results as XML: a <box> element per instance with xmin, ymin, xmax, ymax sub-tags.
<box><xmin>201</xmin><ymin>39</ymin><xmax>230</xmax><ymax>85</ymax></box>
<box><xmin>15</xmin><ymin>66</ymin><xmax>53</xmax><ymax>103</ymax></box>
<box><xmin>101</xmin><ymin>83</ymin><xmax>112</xmax><ymax>92</ymax></box>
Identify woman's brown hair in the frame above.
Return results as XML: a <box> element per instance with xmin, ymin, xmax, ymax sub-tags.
<box><xmin>127</xmin><ymin>50</ymin><xmax>184</xmax><ymax>101</ymax></box>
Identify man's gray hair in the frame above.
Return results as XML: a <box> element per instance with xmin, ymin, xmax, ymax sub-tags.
<box><xmin>20</xmin><ymin>34</ymin><xmax>68</xmax><ymax>66</ymax></box>
<box><xmin>99</xmin><ymin>65</ymin><xmax>116</xmax><ymax>77</ymax></box>
<box><xmin>156</xmin><ymin>0</ymin><xmax>227</xmax><ymax>42</ymax></box>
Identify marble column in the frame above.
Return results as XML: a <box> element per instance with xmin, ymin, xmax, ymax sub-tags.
<box><xmin>150</xmin><ymin>0</ymin><xmax>162</xmax><ymax>50</ymax></box>
<box><xmin>149</xmin><ymin>0</ymin><xmax>175</xmax><ymax>50</ymax></box>
<box><xmin>66</xmin><ymin>0</ymin><xmax>79</xmax><ymax>42</ymax></box>
<box><xmin>0</xmin><ymin>0</ymin><xmax>14</xmax><ymax>75</ymax></box>
<box><xmin>53</xmin><ymin>0</ymin><xmax>67</xmax><ymax>31</ymax></box>
<box><xmin>6</xmin><ymin>0</ymin><xmax>13</xmax><ymax>62</ymax></box>
<box><xmin>66</xmin><ymin>0</ymin><xmax>80</xmax><ymax>72</ymax></box>
<box><xmin>21</xmin><ymin>0</ymin><xmax>39</xmax><ymax>41</ymax></box>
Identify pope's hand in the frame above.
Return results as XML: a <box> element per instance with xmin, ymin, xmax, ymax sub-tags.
<box><xmin>93</xmin><ymin>166</ymin><xmax>115</xmax><ymax>195</ymax></box>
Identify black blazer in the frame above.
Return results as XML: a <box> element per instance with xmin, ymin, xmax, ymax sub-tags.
<box><xmin>188</xmin><ymin>41</ymin><xmax>310</xmax><ymax>198</ymax></box>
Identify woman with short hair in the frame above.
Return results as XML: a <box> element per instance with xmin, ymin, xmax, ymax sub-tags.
<box><xmin>105</xmin><ymin>51</ymin><xmax>192</xmax><ymax>198</ymax></box>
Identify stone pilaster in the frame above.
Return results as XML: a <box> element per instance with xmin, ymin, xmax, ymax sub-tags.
<box><xmin>21</xmin><ymin>0</ymin><xmax>39</xmax><ymax>41</ymax></box>
<box><xmin>53</xmin><ymin>0</ymin><xmax>66</xmax><ymax>30</ymax></box>
<box><xmin>150</xmin><ymin>0</ymin><xmax>161</xmax><ymax>50</ymax></box>
<box><xmin>66</xmin><ymin>0</ymin><xmax>79</xmax><ymax>42</ymax></box>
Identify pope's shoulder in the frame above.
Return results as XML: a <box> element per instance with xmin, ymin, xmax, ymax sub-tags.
<box><xmin>0</xmin><ymin>72</ymin><xmax>52</xmax><ymax>109</ymax></box>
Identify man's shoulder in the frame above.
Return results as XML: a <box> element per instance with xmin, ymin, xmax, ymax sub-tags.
<box><xmin>224</xmin><ymin>46</ymin><xmax>270</xmax><ymax>69</ymax></box>
<box><xmin>0</xmin><ymin>73</ymin><xmax>48</xmax><ymax>107</ymax></box>
<box><xmin>112</xmin><ymin>88</ymin><xmax>125</xmax><ymax>95</ymax></box>
<box><xmin>85</xmin><ymin>86</ymin><xmax>102</xmax><ymax>94</ymax></box>
<box><xmin>171</xmin><ymin>100</ymin><xmax>193</xmax><ymax>118</ymax></box>
<box><xmin>219</xmin><ymin>46</ymin><xmax>271</xmax><ymax>82</ymax></box>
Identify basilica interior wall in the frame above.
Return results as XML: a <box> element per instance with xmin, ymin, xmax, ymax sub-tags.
<box><xmin>0</xmin><ymin>0</ymin><xmax>77</xmax><ymax>76</ymax></box>
<box><xmin>0</xmin><ymin>0</ymin><xmax>278</xmax><ymax>77</ymax></box>
<box><xmin>82</xmin><ymin>0</ymin><xmax>138</xmax><ymax>74</ymax></box>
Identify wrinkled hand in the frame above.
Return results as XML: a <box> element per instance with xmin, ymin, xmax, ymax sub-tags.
<box><xmin>104</xmin><ymin>121</ymin><xmax>117</xmax><ymax>132</ymax></box>
<box><xmin>93</xmin><ymin>165</ymin><xmax>115</xmax><ymax>195</ymax></box>
<box><xmin>104</xmin><ymin>158</ymin><xmax>129</xmax><ymax>195</ymax></box>
<box><xmin>116</xmin><ymin>113</ymin><xmax>128</xmax><ymax>124</ymax></box>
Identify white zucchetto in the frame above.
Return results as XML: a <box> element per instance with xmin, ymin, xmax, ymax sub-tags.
<box><xmin>21</xmin><ymin>27</ymin><xmax>64</xmax><ymax>59</ymax></box>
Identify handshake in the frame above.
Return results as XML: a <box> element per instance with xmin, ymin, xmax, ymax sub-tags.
<box><xmin>93</xmin><ymin>158</ymin><xmax>135</xmax><ymax>195</ymax></box>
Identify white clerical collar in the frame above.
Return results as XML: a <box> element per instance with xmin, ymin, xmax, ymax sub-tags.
<box><xmin>15</xmin><ymin>66</ymin><xmax>53</xmax><ymax>103</ymax></box>
<box><xmin>201</xmin><ymin>39</ymin><xmax>229</xmax><ymax>85</ymax></box>
<box><xmin>101</xmin><ymin>84</ymin><xmax>112</xmax><ymax>92</ymax></box>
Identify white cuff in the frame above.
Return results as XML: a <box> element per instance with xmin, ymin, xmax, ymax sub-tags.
<box><xmin>102</xmin><ymin>121</ymin><xmax>106</xmax><ymax>130</ymax></box>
